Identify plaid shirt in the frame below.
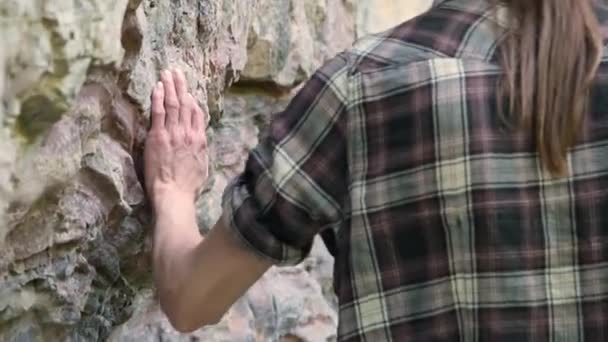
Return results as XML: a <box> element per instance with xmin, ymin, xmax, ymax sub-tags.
<box><xmin>222</xmin><ymin>0</ymin><xmax>608</xmax><ymax>340</ymax></box>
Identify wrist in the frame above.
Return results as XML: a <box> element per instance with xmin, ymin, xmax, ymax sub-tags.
<box><xmin>152</xmin><ymin>185</ymin><xmax>196</xmax><ymax>214</ymax></box>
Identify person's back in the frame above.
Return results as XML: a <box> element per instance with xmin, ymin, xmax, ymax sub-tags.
<box><xmin>143</xmin><ymin>0</ymin><xmax>608</xmax><ymax>340</ymax></box>
<box><xmin>330</xmin><ymin>0</ymin><xmax>608</xmax><ymax>340</ymax></box>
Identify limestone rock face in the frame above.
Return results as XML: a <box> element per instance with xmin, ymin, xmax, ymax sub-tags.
<box><xmin>355</xmin><ymin>0</ymin><xmax>433</xmax><ymax>37</ymax></box>
<box><xmin>0</xmin><ymin>0</ymin><xmax>432</xmax><ymax>341</ymax></box>
<box><xmin>242</xmin><ymin>0</ymin><xmax>355</xmax><ymax>88</ymax></box>
<box><xmin>0</xmin><ymin>0</ymin><xmax>257</xmax><ymax>340</ymax></box>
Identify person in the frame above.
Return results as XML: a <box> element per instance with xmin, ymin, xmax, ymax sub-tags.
<box><xmin>143</xmin><ymin>0</ymin><xmax>608</xmax><ymax>340</ymax></box>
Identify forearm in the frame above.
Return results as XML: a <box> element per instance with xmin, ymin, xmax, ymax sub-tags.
<box><xmin>153</xmin><ymin>193</ymin><xmax>202</xmax><ymax>315</ymax></box>
<box><xmin>145</xmin><ymin>69</ymin><xmax>272</xmax><ymax>333</ymax></box>
<box><xmin>151</xmin><ymin>191</ymin><xmax>272</xmax><ymax>332</ymax></box>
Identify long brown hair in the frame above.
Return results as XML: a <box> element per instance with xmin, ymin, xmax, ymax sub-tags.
<box><xmin>499</xmin><ymin>0</ymin><xmax>603</xmax><ymax>176</ymax></box>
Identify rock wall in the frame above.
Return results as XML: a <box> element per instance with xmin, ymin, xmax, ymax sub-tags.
<box><xmin>355</xmin><ymin>0</ymin><xmax>433</xmax><ymax>37</ymax></box>
<box><xmin>0</xmin><ymin>1</ymin><xmax>431</xmax><ymax>341</ymax></box>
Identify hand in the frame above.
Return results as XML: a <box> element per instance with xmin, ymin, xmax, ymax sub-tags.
<box><xmin>144</xmin><ymin>69</ymin><xmax>209</xmax><ymax>210</ymax></box>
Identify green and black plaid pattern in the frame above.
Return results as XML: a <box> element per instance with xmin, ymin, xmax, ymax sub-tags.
<box><xmin>222</xmin><ymin>0</ymin><xmax>608</xmax><ymax>340</ymax></box>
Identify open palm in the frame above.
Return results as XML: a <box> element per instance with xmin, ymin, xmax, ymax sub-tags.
<box><xmin>144</xmin><ymin>69</ymin><xmax>209</xmax><ymax>209</ymax></box>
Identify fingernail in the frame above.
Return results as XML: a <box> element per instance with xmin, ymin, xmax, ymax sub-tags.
<box><xmin>157</xmin><ymin>81</ymin><xmax>163</xmax><ymax>89</ymax></box>
<box><xmin>162</xmin><ymin>70</ymin><xmax>171</xmax><ymax>78</ymax></box>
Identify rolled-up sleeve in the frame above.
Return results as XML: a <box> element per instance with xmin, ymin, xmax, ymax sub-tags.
<box><xmin>221</xmin><ymin>53</ymin><xmax>351</xmax><ymax>266</ymax></box>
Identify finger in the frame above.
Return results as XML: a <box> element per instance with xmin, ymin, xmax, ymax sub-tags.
<box><xmin>191</xmin><ymin>94</ymin><xmax>203</xmax><ymax>132</ymax></box>
<box><xmin>150</xmin><ymin>82</ymin><xmax>165</xmax><ymax>130</ymax></box>
<box><xmin>173</xmin><ymin>69</ymin><xmax>190</xmax><ymax>128</ymax></box>
<box><xmin>179</xmin><ymin>93</ymin><xmax>192</xmax><ymax>132</ymax></box>
<box><xmin>161</xmin><ymin>70</ymin><xmax>179</xmax><ymax>130</ymax></box>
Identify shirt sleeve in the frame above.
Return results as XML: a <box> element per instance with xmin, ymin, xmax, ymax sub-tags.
<box><xmin>221</xmin><ymin>53</ymin><xmax>351</xmax><ymax>266</ymax></box>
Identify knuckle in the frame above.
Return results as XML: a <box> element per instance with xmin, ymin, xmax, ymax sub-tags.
<box><xmin>182</xmin><ymin>95</ymin><xmax>194</xmax><ymax>109</ymax></box>
<box><xmin>152</xmin><ymin>107</ymin><xmax>165</xmax><ymax>116</ymax></box>
<box><xmin>159</xmin><ymin>132</ymin><xmax>170</xmax><ymax>143</ymax></box>
<box><xmin>165</xmin><ymin>99</ymin><xmax>180</xmax><ymax>111</ymax></box>
<box><xmin>184</xmin><ymin>132</ymin><xmax>193</xmax><ymax>146</ymax></box>
<box><xmin>192</xmin><ymin>131</ymin><xmax>206</xmax><ymax>143</ymax></box>
<box><xmin>147</xmin><ymin>131</ymin><xmax>168</xmax><ymax>145</ymax></box>
<box><xmin>170</xmin><ymin>128</ymin><xmax>185</xmax><ymax>142</ymax></box>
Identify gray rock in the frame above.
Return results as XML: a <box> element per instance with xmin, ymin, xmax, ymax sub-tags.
<box><xmin>0</xmin><ymin>0</ymin><xmax>257</xmax><ymax>339</ymax></box>
<box><xmin>242</xmin><ymin>0</ymin><xmax>355</xmax><ymax>88</ymax></box>
<box><xmin>355</xmin><ymin>0</ymin><xmax>433</xmax><ymax>37</ymax></box>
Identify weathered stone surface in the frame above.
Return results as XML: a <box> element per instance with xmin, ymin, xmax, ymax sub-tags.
<box><xmin>0</xmin><ymin>0</ymin><xmax>257</xmax><ymax>340</ymax></box>
<box><xmin>1</xmin><ymin>0</ymin><xmax>432</xmax><ymax>340</ymax></box>
<box><xmin>0</xmin><ymin>0</ymin><xmax>127</xmax><ymax>259</ymax></box>
<box><xmin>242</xmin><ymin>0</ymin><xmax>355</xmax><ymax>88</ymax></box>
<box><xmin>355</xmin><ymin>0</ymin><xmax>433</xmax><ymax>37</ymax></box>
<box><xmin>0</xmin><ymin>44</ymin><xmax>10</xmax><ymax>245</ymax></box>
<box><xmin>355</xmin><ymin>0</ymin><xmax>433</xmax><ymax>36</ymax></box>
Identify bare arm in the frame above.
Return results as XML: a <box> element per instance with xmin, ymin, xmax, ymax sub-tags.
<box><xmin>153</xmin><ymin>192</ymin><xmax>271</xmax><ymax>332</ymax></box>
<box><xmin>143</xmin><ymin>58</ymin><xmax>349</xmax><ymax>332</ymax></box>
<box><xmin>144</xmin><ymin>70</ymin><xmax>272</xmax><ymax>333</ymax></box>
